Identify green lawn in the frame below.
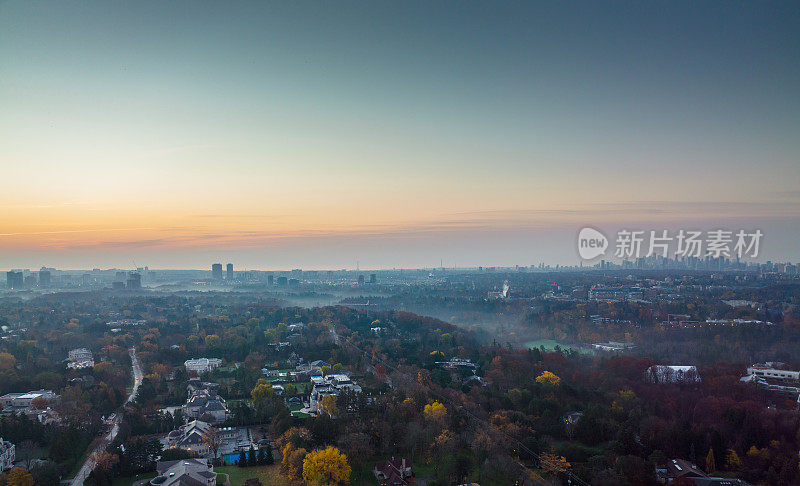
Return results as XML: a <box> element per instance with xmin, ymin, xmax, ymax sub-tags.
<box><xmin>214</xmin><ymin>465</ymin><xmax>296</xmax><ymax>486</ymax></box>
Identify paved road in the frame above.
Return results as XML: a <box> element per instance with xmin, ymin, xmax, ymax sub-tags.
<box><xmin>70</xmin><ymin>348</ymin><xmax>142</xmax><ymax>486</ymax></box>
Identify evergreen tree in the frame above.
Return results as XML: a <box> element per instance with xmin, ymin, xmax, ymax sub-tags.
<box><xmin>257</xmin><ymin>448</ymin><xmax>266</xmax><ymax>465</ymax></box>
<box><xmin>238</xmin><ymin>450</ymin><xmax>247</xmax><ymax>468</ymax></box>
<box><xmin>705</xmin><ymin>448</ymin><xmax>716</xmax><ymax>473</ymax></box>
<box><xmin>264</xmin><ymin>444</ymin><xmax>274</xmax><ymax>465</ymax></box>
<box><xmin>248</xmin><ymin>445</ymin><xmax>257</xmax><ymax>467</ymax></box>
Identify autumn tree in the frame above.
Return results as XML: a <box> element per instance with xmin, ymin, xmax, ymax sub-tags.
<box><xmin>540</xmin><ymin>452</ymin><xmax>570</xmax><ymax>476</ymax></box>
<box><xmin>251</xmin><ymin>379</ymin><xmax>274</xmax><ymax>416</ymax></box>
<box><xmin>7</xmin><ymin>468</ymin><xmax>33</xmax><ymax>486</ymax></box>
<box><xmin>204</xmin><ymin>334</ymin><xmax>222</xmax><ymax>348</ymax></box>
<box><xmin>92</xmin><ymin>451</ymin><xmax>119</xmax><ymax>471</ymax></box>
<box><xmin>705</xmin><ymin>448</ymin><xmax>716</xmax><ymax>473</ymax></box>
<box><xmin>302</xmin><ymin>446</ymin><xmax>351</xmax><ymax>485</ymax></box>
<box><xmin>202</xmin><ymin>427</ymin><xmax>222</xmax><ymax>462</ymax></box>
<box><xmin>725</xmin><ymin>449</ymin><xmax>741</xmax><ymax>470</ymax></box>
<box><xmin>423</xmin><ymin>401</ymin><xmax>447</xmax><ymax>422</ymax></box>
<box><xmin>30</xmin><ymin>396</ymin><xmax>48</xmax><ymax>410</ymax></box>
<box><xmin>320</xmin><ymin>395</ymin><xmax>338</xmax><ymax>416</ymax></box>
<box><xmin>535</xmin><ymin>371</ymin><xmax>561</xmax><ymax>386</ymax></box>
<box><xmin>281</xmin><ymin>444</ymin><xmax>308</xmax><ymax>481</ymax></box>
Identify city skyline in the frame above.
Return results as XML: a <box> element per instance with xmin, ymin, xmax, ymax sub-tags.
<box><xmin>2</xmin><ymin>1</ymin><xmax>799</xmax><ymax>269</ymax></box>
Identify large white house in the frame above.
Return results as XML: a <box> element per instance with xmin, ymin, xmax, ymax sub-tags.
<box><xmin>0</xmin><ymin>438</ymin><xmax>14</xmax><ymax>471</ymax></box>
<box><xmin>645</xmin><ymin>365</ymin><xmax>701</xmax><ymax>384</ymax></box>
<box><xmin>184</xmin><ymin>358</ymin><xmax>223</xmax><ymax>374</ymax></box>
<box><xmin>0</xmin><ymin>390</ymin><xmax>57</xmax><ymax>412</ymax></box>
<box><xmin>746</xmin><ymin>365</ymin><xmax>800</xmax><ymax>381</ymax></box>
<box><xmin>67</xmin><ymin>348</ymin><xmax>94</xmax><ymax>369</ymax></box>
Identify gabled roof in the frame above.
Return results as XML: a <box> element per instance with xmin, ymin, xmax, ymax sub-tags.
<box><xmin>155</xmin><ymin>459</ymin><xmax>214</xmax><ymax>486</ymax></box>
<box><xmin>691</xmin><ymin>479</ymin><xmax>753</xmax><ymax>486</ymax></box>
<box><xmin>667</xmin><ymin>459</ymin><xmax>707</xmax><ymax>478</ymax></box>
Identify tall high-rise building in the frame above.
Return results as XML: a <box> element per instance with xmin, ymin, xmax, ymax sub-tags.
<box><xmin>358</xmin><ymin>274</ymin><xmax>365</xmax><ymax>285</ymax></box>
<box><xmin>6</xmin><ymin>271</ymin><xmax>23</xmax><ymax>289</ymax></box>
<box><xmin>127</xmin><ymin>272</ymin><xmax>142</xmax><ymax>289</ymax></box>
<box><xmin>226</xmin><ymin>263</ymin><xmax>233</xmax><ymax>280</ymax></box>
<box><xmin>369</xmin><ymin>273</ymin><xmax>376</xmax><ymax>284</ymax></box>
<box><xmin>38</xmin><ymin>270</ymin><xmax>51</xmax><ymax>287</ymax></box>
<box><xmin>267</xmin><ymin>275</ymin><xmax>274</xmax><ymax>286</ymax></box>
<box><xmin>212</xmin><ymin>263</ymin><xmax>223</xmax><ymax>280</ymax></box>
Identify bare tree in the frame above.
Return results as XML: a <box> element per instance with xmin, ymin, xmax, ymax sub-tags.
<box><xmin>202</xmin><ymin>427</ymin><xmax>222</xmax><ymax>463</ymax></box>
<box><xmin>18</xmin><ymin>439</ymin><xmax>38</xmax><ymax>469</ymax></box>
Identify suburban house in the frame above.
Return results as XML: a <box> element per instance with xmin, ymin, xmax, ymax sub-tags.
<box><xmin>67</xmin><ymin>348</ymin><xmax>95</xmax><ymax>369</ymax></box>
<box><xmin>646</xmin><ymin>366</ymin><xmax>701</xmax><ymax>384</ymax></box>
<box><xmin>0</xmin><ymin>390</ymin><xmax>57</xmax><ymax>412</ymax></box>
<box><xmin>151</xmin><ymin>459</ymin><xmax>216</xmax><ymax>486</ymax></box>
<box><xmin>183</xmin><ymin>389</ymin><xmax>228</xmax><ymax>423</ymax></box>
<box><xmin>745</xmin><ymin>363</ymin><xmax>799</xmax><ymax>381</ymax></box>
<box><xmin>0</xmin><ymin>438</ymin><xmax>14</xmax><ymax>471</ymax></box>
<box><xmin>309</xmin><ymin>373</ymin><xmax>362</xmax><ymax>412</ymax></box>
<box><xmin>297</xmin><ymin>359</ymin><xmax>331</xmax><ymax>374</ymax></box>
<box><xmin>184</xmin><ymin>358</ymin><xmax>223</xmax><ymax>374</ymax></box>
<box><xmin>374</xmin><ymin>458</ymin><xmax>413</xmax><ymax>486</ymax></box>
<box><xmin>563</xmin><ymin>411</ymin><xmax>583</xmax><ymax>425</ymax></box>
<box><xmin>167</xmin><ymin>420</ymin><xmax>213</xmax><ymax>455</ymax></box>
<box><xmin>656</xmin><ymin>458</ymin><xmax>707</xmax><ymax>484</ymax></box>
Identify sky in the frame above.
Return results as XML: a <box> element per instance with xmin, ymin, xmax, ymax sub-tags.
<box><xmin>1</xmin><ymin>1</ymin><xmax>799</xmax><ymax>270</ymax></box>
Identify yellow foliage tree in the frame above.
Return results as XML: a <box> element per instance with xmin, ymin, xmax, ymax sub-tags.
<box><xmin>540</xmin><ymin>452</ymin><xmax>570</xmax><ymax>475</ymax></box>
<box><xmin>302</xmin><ymin>446</ymin><xmax>351</xmax><ymax>485</ymax></box>
<box><xmin>251</xmin><ymin>378</ymin><xmax>274</xmax><ymax>415</ymax></box>
<box><xmin>321</xmin><ymin>395</ymin><xmax>339</xmax><ymax>416</ymax></box>
<box><xmin>7</xmin><ymin>468</ymin><xmax>33</xmax><ymax>486</ymax></box>
<box><xmin>282</xmin><ymin>444</ymin><xmax>308</xmax><ymax>481</ymax></box>
<box><xmin>536</xmin><ymin>371</ymin><xmax>561</xmax><ymax>386</ymax></box>
<box><xmin>705</xmin><ymin>448</ymin><xmax>716</xmax><ymax>473</ymax></box>
<box><xmin>725</xmin><ymin>449</ymin><xmax>741</xmax><ymax>469</ymax></box>
<box><xmin>423</xmin><ymin>401</ymin><xmax>447</xmax><ymax>422</ymax></box>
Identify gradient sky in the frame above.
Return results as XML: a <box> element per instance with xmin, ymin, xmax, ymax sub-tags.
<box><xmin>1</xmin><ymin>1</ymin><xmax>799</xmax><ymax>270</ymax></box>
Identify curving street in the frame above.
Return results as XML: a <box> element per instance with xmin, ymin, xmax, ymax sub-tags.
<box><xmin>70</xmin><ymin>347</ymin><xmax>142</xmax><ymax>486</ymax></box>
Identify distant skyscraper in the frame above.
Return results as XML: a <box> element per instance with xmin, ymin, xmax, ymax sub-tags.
<box><xmin>38</xmin><ymin>270</ymin><xmax>51</xmax><ymax>287</ymax></box>
<box><xmin>7</xmin><ymin>271</ymin><xmax>23</xmax><ymax>289</ymax></box>
<box><xmin>127</xmin><ymin>272</ymin><xmax>141</xmax><ymax>289</ymax></box>
<box><xmin>267</xmin><ymin>274</ymin><xmax>274</xmax><ymax>286</ymax></box>
<box><xmin>212</xmin><ymin>263</ymin><xmax>223</xmax><ymax>280</ymax></box>
<box><xmin>369</xmin><ymin>273</ymin><xmax>376</xmax><ymax>284</ymax></box>
<box><xmin>226</xmin><ymin>263</ymin><xmax>233</xmax><ymax>280</ymax></box>
<box><xmin>358</xmin><ymin>274</ymin><xmax>365</xmax><ymax>285</ymax></box>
